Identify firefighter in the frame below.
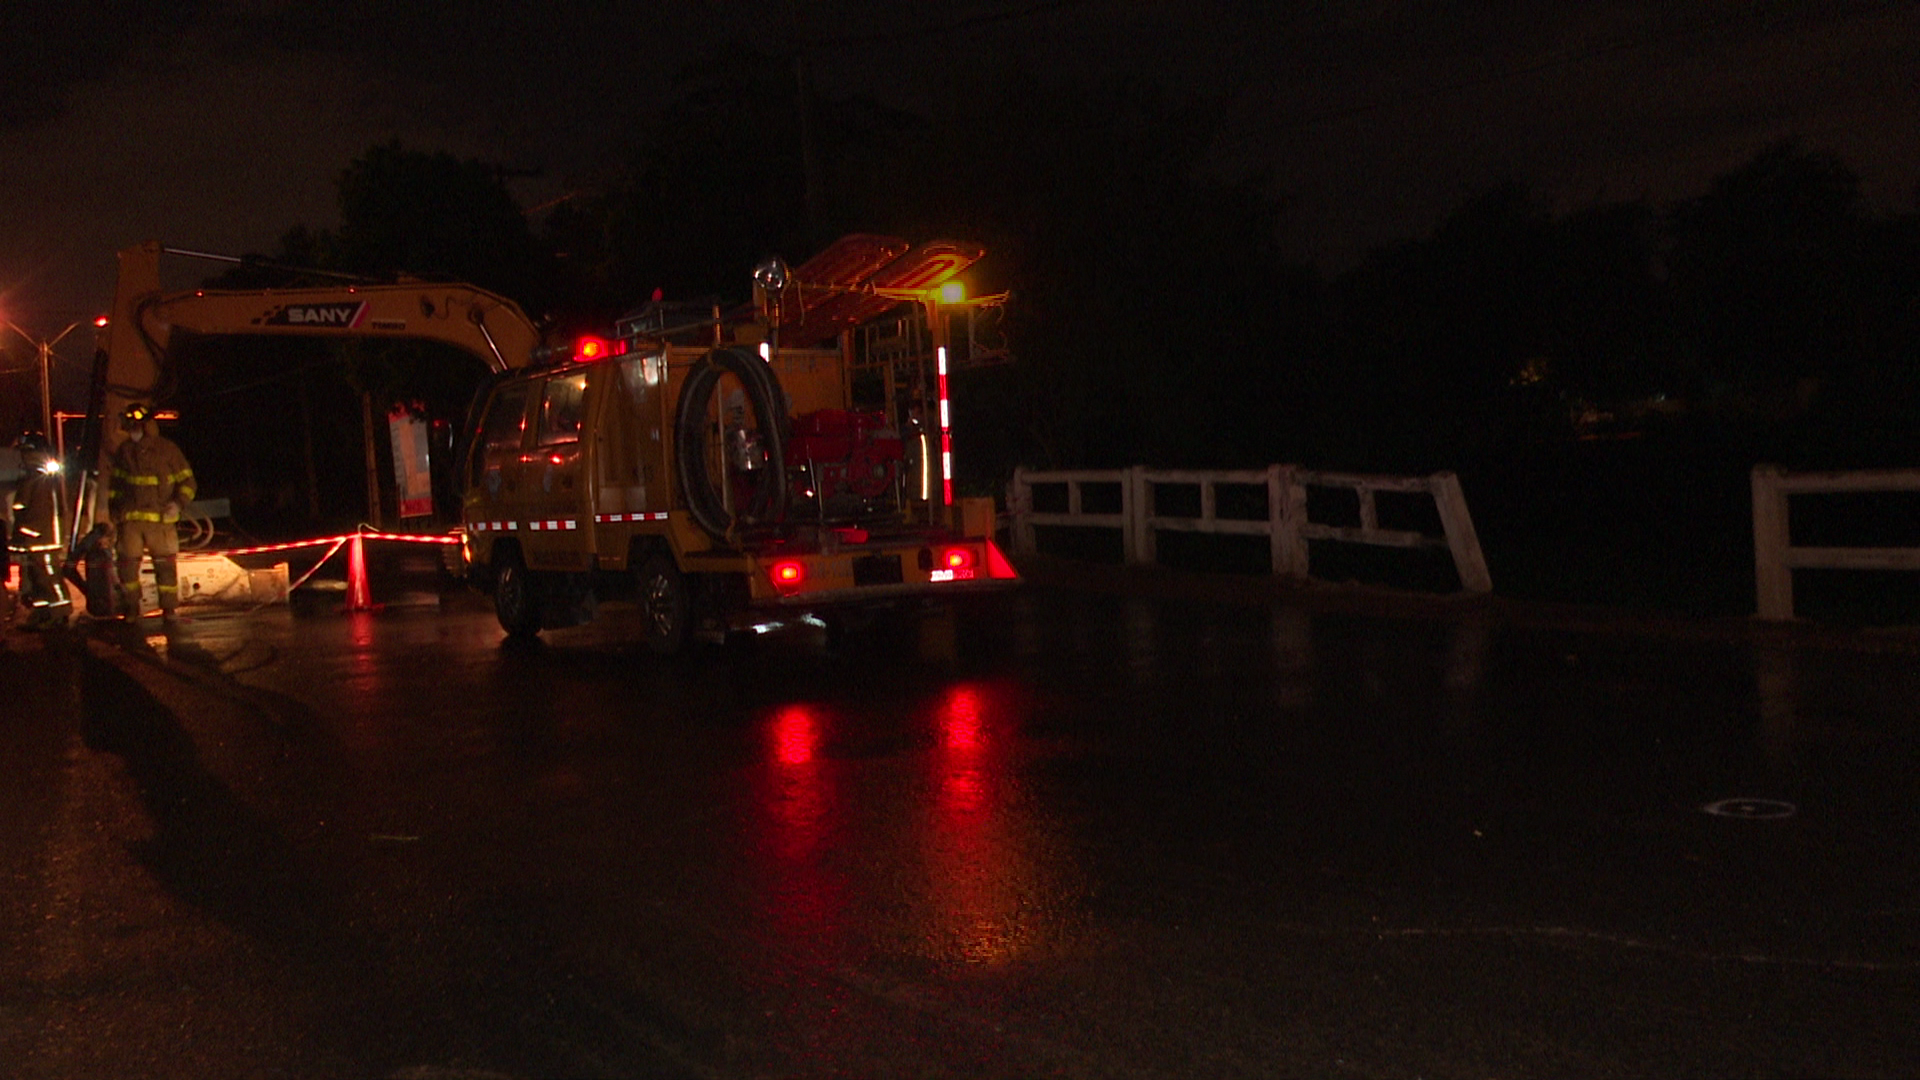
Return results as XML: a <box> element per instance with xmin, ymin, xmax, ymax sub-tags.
<box><xmin>109</xmin><ymin>403</ymin><xmax>195</xmax><ymax>620</ymax></box>
<box><xmin>9</xmin><ymin>433</ymin><xmax>71</xmax><ymax>630</ymax></box>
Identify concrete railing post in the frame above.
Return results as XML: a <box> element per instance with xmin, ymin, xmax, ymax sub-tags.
<box><xmin>1752</xmin><ymin>465</ymin><xmax>1793</xmax><ymax>620</ymax></box>
<box><xmin>1125</xmin><ymin>466</ymin><xmax>1153</xmax><ymax>565</ymax></box>
<box><xmin>1008</xmin><ymin>467</ymin><xmax>1035</xmax><ymax>556</ymax></box>
<box><xmin>1432</xmin><ymin>471</ymin><xmax>1492</xmax><ymax>594</ymax></box>
<box><xmin>1268</xmin><ymin>464</ymin><xmax>1308</xmax><ymax>577</ymax></box>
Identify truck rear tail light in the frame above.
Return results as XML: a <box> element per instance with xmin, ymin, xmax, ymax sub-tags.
<box><xmin>929</xmin><ymin>546</ymin><xmax>978</xmax><ymax>582</ymax></box>
<box><xmin>769</xmin><ymin>560</ymin><xmax>806</xmax><ymax>595</ymax></box>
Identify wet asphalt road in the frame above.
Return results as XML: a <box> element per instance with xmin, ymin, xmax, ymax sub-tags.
<box><xmin>3</xmin><ymin>557</ymin><xmax>1920</xmax><ymax>1078</ymax></box>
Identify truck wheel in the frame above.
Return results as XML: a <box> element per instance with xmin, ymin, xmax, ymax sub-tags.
<box><xmin>494</xmin><ymin>555</ymin><xmax>542</xmax><ymax>639</ymax></box>
<box><xmin>638</xmin><ymin>555</ymin><xmax>690</xmax><ymax>655</ymax></box>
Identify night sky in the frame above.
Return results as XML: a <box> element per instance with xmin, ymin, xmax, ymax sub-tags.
<box><xmin>2</xmin><ymin>0</ymin><xmax>1917</xmax><ymax>347</ymax></box>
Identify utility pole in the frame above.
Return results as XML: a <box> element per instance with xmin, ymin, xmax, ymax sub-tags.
<box><xmin>362</xmin><ymin>390</ymin><xmax>383</xmax><ymax>528</ymax></box>
<box><xmin>6</xmin><ymin>318</ymin><xmax>89</xmax><ymax>438</ymax></box>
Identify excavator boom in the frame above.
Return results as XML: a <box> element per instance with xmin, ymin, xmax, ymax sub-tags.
<box><xmin>102</xmin><ymin>241</ymin><xmax>541</xmax><ymax>408</ymax></box>
<box><xmin>79</xmin><ymin>240</ymin><xmax>545</xmax><ymax>530</ymax></box>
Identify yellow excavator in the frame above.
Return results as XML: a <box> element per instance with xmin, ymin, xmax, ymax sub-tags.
<box><xmin>75</xmin><ymin>240</ymin><xmax>543</xmax><ymax>532</ymax></box>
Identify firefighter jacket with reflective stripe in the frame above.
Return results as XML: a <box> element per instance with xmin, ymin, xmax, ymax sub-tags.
<box><xmin>9</xmin><ymin>467</ymin><xmax>62</xmax><ymax>553</ymax></box>
<box><xmin>110</xmin><ymin>425</ymin><xmax>195</xmax><ymax>524</ymax></box>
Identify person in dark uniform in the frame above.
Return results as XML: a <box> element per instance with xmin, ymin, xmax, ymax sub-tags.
<box><xmin>9</xmin><ymin>433</ymin><xmax>71</xmax><ymax>630</ymax></box>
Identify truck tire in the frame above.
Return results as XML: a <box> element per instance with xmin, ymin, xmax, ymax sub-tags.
<box><xmin>637</xmin><ymin>555</ymin><xmax>691</xmax><ymax>655</ymax></box>
<box><xmin>494</xmin><ymin>554</ymin><xmax>542</xmax><ymax>639</ymax></box>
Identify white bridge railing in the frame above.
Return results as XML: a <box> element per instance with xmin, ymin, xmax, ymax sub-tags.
<box><xmin>1007</xmin><ymin>465</ymin><xmax>1491</xmax><ymax>593</ymax></box>
<box><xmin>1752</xmin><ymin>464</ymin><xmax>1920</xmax><ymax>620</ymax></box>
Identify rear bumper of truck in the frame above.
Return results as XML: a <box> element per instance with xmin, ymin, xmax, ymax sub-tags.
<box><xmin>739</xmin><ymin>536</ymin><xmax>1020</xmax><ymax>610</ymax></box>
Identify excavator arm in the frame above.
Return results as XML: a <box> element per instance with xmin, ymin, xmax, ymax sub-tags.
<box><xmin>102</xmin><ymin>240</ymin><xmax>541</xmax><ymax>413</ymax></box>
<box><xmin>79</xmin><ymin>241</ymin><xmax>545</xmax><ymax>529</ymax></box>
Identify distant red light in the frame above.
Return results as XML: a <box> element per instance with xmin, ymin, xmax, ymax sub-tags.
<box><xmin>940</xmin><ymin>547</ymin><xmax>975</xmax><ymax>571</ymax></box>
<box><xmin>92</xmin><ymin>315</ymin><xmax>109</xmax><ymax>327</ymax></box>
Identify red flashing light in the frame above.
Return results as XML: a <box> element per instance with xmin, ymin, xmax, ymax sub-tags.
<box><xmin>940</xmin><ymin>547</ymin><xmax>975</xmax><ymax>571</ymax></box>
<box><xmin>770</xmin><ymin>560</ymin><xmax>806</xmax><ymax>595</ymax></box>
<box><xmin>574</xmin><ymin>335</ymin><xmax>624</xmax><ymax>361</ymax></box>
<box><xmin>92</xmin><ymin>315</ymin><xmax>109</xmax><ymax>327</ymax></box>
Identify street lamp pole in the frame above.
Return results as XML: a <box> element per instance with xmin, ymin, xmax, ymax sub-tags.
<box><xmin>7</xmin><ymin>319</ymin><xmax>87</xmax><ymax>438</ymax></box>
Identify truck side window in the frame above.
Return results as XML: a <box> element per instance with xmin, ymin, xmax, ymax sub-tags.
<box><xmin>537</xmin><ymin>373</ymin><xmax>588</xmax><ymax>446</ymax></box>
<box><xmin>471</xmin><ymin>382</ymin><xmax>531</xmax><ymax>487</ymax></box>
<box><xmin>482</xmin><ymin>384</ymin><xmax>532</xmax><ymax>451</ymax></box>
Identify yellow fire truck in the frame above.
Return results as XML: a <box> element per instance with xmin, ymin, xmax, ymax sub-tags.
<box><xmin>458</xmin><ymin>234</ymin><xmax>1017</xmax><ymax>649</ymax></box>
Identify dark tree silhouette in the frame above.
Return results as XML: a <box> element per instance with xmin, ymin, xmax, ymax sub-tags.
<box><xmin>1665</xmin><ymin>142</ymin><xmax>1868</xmax><ymax>419</ymax></box>
<box><xmin>858</xmin><ymin>69</ymin><xmax>1315</xmax><ymax>473</ymax></box>
<box><xmin>544</xmin><ymin>40</ymin><xmax>921</xmax><ymax>319</ymax></box>
<box><xmin>179</xmin><ymin>143</ymin><xmax>554</xmax><ymax>528</ymax></box>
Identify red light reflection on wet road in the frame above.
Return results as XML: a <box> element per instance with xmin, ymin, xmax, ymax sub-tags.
<box><xmin>773</xmin><ymin>703</ymin><xmax>817</xmax><ymax>766</ymax></box>
<box><xmin>339</xmin><ymin>611</ymin><xmax>390</xmax><ymax>754</ymax></box>
<box><xmin>744</xmin><ymin>685</ymin><xmax>1081</xmax><ymax>977</ymax></box>
<box><xmin>943</xmin><ymin>686</ymin><xmax>983</xmax><ymax>752</ymax></box>
<box><xmin>923</xmin><ymin>683</ymin><xmax>1033</xmax><ymax>966</ymax></box>
<box><xmin>749</xmin><ymin>704</ymin><xmax>845</xmax><ymax>955</ymax></box>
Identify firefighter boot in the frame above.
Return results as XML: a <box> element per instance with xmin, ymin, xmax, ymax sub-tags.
<box><xmin>25</xmin><ymin>603</ymin><xmax>69</xmax><ymax>631</ymax></box>
<box><xmin>155</xmin><ymin>556</ymin><xmax>180</xmax><ymax>620</ymax></box>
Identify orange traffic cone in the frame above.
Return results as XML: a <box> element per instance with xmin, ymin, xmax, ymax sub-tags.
<box><xmin>344</xmin><ymin>532</ymin><xmax>374</xmax><ymax>612</ymax></box>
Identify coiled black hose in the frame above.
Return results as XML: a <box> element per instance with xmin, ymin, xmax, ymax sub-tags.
<box><xmin>673</xmin><ymin>346</ymin><xmax>790</xmax><ymax>541</ymax></box>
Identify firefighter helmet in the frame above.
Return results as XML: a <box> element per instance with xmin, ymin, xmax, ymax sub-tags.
<box><xmin>13</xmin><ymin>432</ymin><xmax>51</xmax><ymax>456</ymax></box>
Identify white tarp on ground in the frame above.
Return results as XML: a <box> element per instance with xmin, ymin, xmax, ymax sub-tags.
<box><xmin>133</xmin><ymin>553</ymin><xmax>289</xmax><ymax>609</ymax></box>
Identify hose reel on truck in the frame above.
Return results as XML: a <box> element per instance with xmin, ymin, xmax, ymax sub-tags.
<box><xmin>673</xmin><ymin>346</ymin><xmax>792</xmax><ymax>540</ymax></box>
